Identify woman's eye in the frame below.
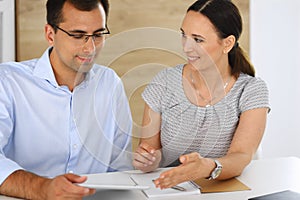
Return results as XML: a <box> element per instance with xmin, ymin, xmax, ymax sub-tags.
<box><xmin>181</xmin><ymin>32</ymin><xmax>187</xmax><ymax>38</ymax></box>
<box><xmin>194</xmin><ymin>38</ymin><xmax>203</xmax><ymax>43</ymax></box>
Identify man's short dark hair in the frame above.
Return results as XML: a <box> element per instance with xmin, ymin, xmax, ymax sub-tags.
<box><xmin>46</xmin><ymin>0</ymin><xmax>109</xmax><ymax>27</ymax></box>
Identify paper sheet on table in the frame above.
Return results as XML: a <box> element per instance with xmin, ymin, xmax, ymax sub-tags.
<box><xmin>130</xmin><ymin>169</ymin><xmax>200</xmax><ymax>198</ymax></box>
<box><xmin>79</xmin><ymin>172</ymin><xmax>149</xmax><ymax>190</ymax></box>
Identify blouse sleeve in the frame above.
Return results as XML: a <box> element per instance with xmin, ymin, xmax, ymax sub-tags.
<box><xmin>141</xmin><ymin>68</ymin><xmax>169</xmax><ymax>113</ymax></box>
<box><xmin>239</xmin><ymin>77</ymin><xmax>270</xmax><ymax>113</ymax></box>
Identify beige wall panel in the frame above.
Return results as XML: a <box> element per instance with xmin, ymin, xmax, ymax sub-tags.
<box><xmin>16</xmin><ymin>0</ymin><xmax>48</xmax><ymax>60</ymax></box>
<box><xmin>232</xmin><ymin>0</ymin><xmax>250</xmax><ymax>55</ymax></box>
<box><xmin>16</xmin><ymin>0</ymin><xmax>249</xmax><ymax>60</ymax></box>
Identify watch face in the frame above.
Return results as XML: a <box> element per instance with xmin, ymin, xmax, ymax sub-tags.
<box><xmin>212</xmin><ymin>167</ymin><xmax>222</xmax><ymax>179</ymax></box>
<box><xmin>211</xmin><ymin>160</ymin><xmax>222</xmax><ymax>179</ymax></box>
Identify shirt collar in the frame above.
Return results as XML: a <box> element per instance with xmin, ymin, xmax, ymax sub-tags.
<box><xmin>33</xmin><ymin>47</ymin><xmax>96</xmax><ymax>88</ymax></box>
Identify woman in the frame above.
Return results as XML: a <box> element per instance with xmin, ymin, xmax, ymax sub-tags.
<box><xmin>133</xmin><ymin>0</ymin><xmax>270</xmax><ymax>189</ymax></box>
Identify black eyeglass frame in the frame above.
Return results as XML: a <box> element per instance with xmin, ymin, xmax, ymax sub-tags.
<box><xmin>50</xmin><ymin>24</ymin><xmax>110</xmax><ymax>43</ymax></box>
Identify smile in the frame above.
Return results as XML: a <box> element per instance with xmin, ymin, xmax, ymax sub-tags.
<box><xmin>187</xmin><ymin>56</ymin><xmax>200</xmax><ymax>62</ymax></box>
<box><xmin>77</xmin><ymin>56</ymin><xmax>93</xmax><ymax>63</ymax></box>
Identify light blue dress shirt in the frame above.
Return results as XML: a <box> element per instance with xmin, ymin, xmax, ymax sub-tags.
<box><xmin>0</xmin><ymin>48</ymin><xmax>133</xmax><ymax>185</ymax></box>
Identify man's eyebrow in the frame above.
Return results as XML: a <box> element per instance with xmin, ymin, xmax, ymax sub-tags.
<box><xmin>93</xmin><ymin>28</ymin><xmax>106</xmax><ymax>33</ymax></box>
<box><xmin>69</xmin><ymin>28</ymin><xmax>106</xmax><ymax>34</ymax></box>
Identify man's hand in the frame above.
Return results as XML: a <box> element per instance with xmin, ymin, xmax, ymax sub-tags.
<box><xmin>0</xmin><ymin>170</ymin><xmax>95</xmax><ymax>200</ymax></box>
<box><xmin>42</xmin><ymin>173</ymin><xmax>95</xmax><ymax>200</ymax></box>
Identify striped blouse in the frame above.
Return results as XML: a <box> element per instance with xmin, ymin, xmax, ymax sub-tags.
<box><xmin>142</xmin><ymin>64</ymin><xmax>270</xmax><ymax>167</ymax></box>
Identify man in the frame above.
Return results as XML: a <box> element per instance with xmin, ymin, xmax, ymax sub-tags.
<box><xmin>0</xmin><ymin>0</ymin><xmax>132</xmax><ymax>199</ymax></box>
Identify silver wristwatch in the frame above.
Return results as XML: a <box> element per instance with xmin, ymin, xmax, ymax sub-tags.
<box><xmin>208</xmin><ymin>159</ymin><xmax>223</xmax><ymax>180</ymax></box>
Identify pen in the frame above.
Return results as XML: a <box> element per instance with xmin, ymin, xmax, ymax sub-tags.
<box><xmin>152</xmin><ymin>180</ymin><xmax>186</xmax><ymax>192</ymax></box>
<box><xmin>171</xmin><ymin>185</ymin><xmax>186</xmax><ymax>191</ymax></box>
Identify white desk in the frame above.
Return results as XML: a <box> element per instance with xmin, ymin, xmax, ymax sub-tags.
<box><xmin>1</xmin><ymin>157</ymin><xmax>299</xmax><ymax>200</ymax></box>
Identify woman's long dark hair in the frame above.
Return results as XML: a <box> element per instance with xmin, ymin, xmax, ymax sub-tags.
<box><xmin>188</xmin><ymin>0</ymin><xmax>255</xmax><ymax>77</ymax></box>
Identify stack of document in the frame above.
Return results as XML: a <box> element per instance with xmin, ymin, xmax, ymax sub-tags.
<box><xmin>79</xmin><ymin>171</ymin><xmax>149</xmax><ymax>190</ymax></box>
<box><xmin>130</xmin><ymin>169</ymin><xmax>201</xmax><ymax>198</ymax></box>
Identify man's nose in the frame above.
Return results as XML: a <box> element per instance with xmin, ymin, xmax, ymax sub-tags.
<box><xmin>82</xmin><ymin>36</ymin><xmax>96</xmax><ymax>53</ymax></box>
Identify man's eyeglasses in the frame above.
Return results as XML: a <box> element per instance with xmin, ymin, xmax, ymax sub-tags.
<box><xmin>51</xmin><ymin>24</ymin><xmax>110</xmax><ymax>46</ymax></box>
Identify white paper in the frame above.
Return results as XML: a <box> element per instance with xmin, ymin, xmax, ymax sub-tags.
<box><xmin>130</xmin><ymin>169</ymin><xmax>201</xmax><ymax>198</ymax></box>
<box><xmin>79</xmin><ymin>172</ymin><xmax>149</xmax><ymax>190</ymax></box>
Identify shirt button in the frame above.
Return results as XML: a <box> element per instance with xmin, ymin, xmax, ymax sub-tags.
<box><xmin>69</xmin><ymin>170</ymin><xmax>74</xmax><ymax>174</ymax></box>
<box><xmin>73</xmin><ymin>144</ymin><xmax>77</xmax><ymax>149</ymax></box>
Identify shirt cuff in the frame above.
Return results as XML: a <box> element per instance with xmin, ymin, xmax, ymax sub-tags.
<box><xmin>0</xmin><ymin>159</ymin><xmax>23</xmax><ymax>185</ymax></box>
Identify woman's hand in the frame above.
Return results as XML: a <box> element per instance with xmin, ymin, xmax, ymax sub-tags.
<box><xmin>153</xmin><ymin>152</ymin><xmax>214</xmax><ymax>189</ymax></box>
<box><xmin>133</xmin><ymin>142</ymin><xmax>162</xmax><ymax>173</ymax></box>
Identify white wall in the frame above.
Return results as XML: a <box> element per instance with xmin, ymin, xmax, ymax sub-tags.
<box><xmin>250</xmin><ymin>0</ymin><xmax>300</xmax><ymax>158</ymax></box>
<box><xmin>0</xmin><ymin>0</ymin><xmax>15</xmax><ymax>62</ymax></box>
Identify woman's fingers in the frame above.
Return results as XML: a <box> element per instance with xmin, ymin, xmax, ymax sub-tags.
<box><xmin>135</xmin><ymin>146</ymin><xmax>156</xmax><ymax>163</ymax></box>
<box><xmin>180</xmin><ymin>152</ymin><xmax>202</xmax><ymax>164</ymax></box>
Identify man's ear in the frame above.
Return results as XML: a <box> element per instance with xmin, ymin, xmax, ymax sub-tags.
<box><xmin>44</xmin><ymin>24</ymin><xmax>55</xmax><ymax>46</ymax></box>
<box><xmin>223</xmin><ymin>35</ymin><xmax>236</xmax><ymax>54</ymax></box>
